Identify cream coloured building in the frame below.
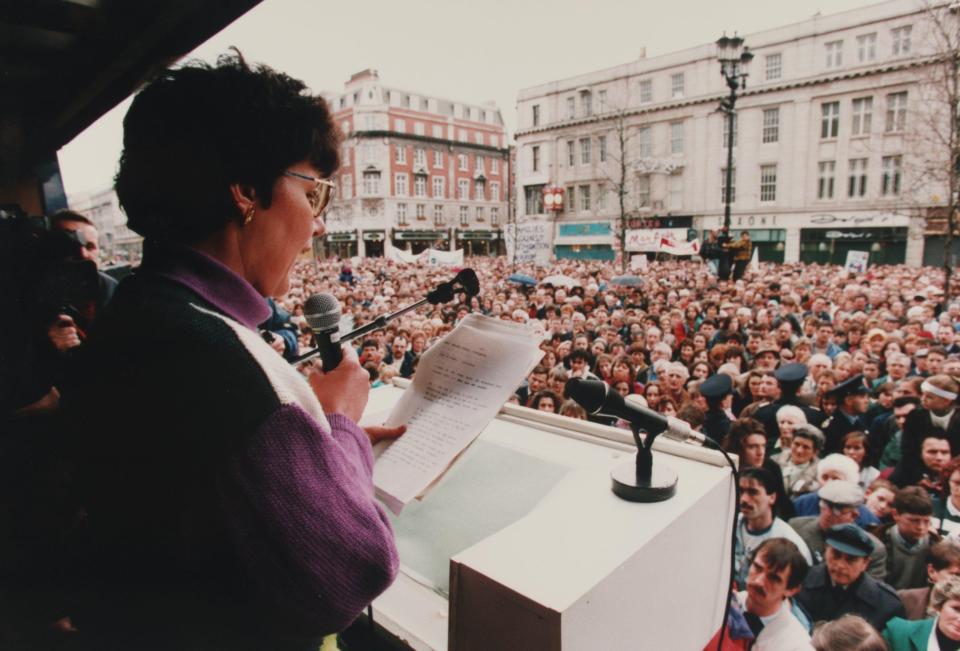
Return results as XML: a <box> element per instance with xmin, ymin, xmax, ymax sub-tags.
<box><xmin>514</xmin><ymin>0</ymin><xmax>954</xmax><ymax>266</ymax></box>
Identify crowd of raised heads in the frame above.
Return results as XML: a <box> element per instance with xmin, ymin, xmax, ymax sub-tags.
<box><xmin>261</xmin><ymin>252</ymin><xmax>960</xmax><ymax>649</ymax></box>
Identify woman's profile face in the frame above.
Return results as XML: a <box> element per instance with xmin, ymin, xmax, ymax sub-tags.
<box><xmin>940</xmin><ymin>598</ymin><xmax>960</xmax><ymax>641</ymax></box>
<box><xmin>241</xmin><ymin>162</ymin><xmax>325</xmax><ymax>297</ymax></box>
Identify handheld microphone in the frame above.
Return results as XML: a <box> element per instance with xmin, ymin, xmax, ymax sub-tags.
<box><xmin>564</xmin><ymin>378</ymin><xmax>706</xmax><ymax>445</ymax></box>
<box><xmin>304</xmin><ymin>293</ymin><xmax>342</xmax><ymax>372</ymax></box>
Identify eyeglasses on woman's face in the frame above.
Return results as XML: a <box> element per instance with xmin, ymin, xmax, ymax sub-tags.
<box><xmin>284</xmin><ymin>170</ymin><xmax>335</xmax><ymax>217</ymax></box>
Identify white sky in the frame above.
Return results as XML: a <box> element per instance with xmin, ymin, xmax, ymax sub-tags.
<box><xmin>58</xmin><ymin>0</ymin><xmax>883</xmax><ymax>197</ymax></box>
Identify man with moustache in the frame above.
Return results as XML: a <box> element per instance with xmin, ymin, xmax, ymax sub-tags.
<box><xmin>738</xmin><ymin>538</ymin><xmax>814</xmax><ymax>650</ymax></box>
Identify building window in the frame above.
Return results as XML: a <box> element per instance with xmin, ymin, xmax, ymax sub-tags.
<box><xmin>491</xmin><ymin>207</ymin><xmax>499</xmax><ymax>226</ymax></box>
<box><xmin>825</xmin><ymin>40</ymin><xmax>843</xmax><ymax>68</ymax></box>
<box><xmin>341</xmin><ymin>174</ymin><xmax>352</xmax><ymax>200</ymax></box>
<box><xmin>882</xmin><ymin>155</ymin><xmax>902</xmax><ymax>196</ymax></box>
<box><xmin>463</xmin><ymin>106</ymin><xmax>471</xmax><ymax>120</ymax></box>
<box><xmin>395</xmin><ymin>173</ymin><xmax>409</xmax><ymax>197</ymax></box>
<box><xmin>434</xmin><ymin>205</ymin><xmax>445</xmax><ymax>225</ymax></box>
<box><xmin>765</xmin><ymin>53</ymin><xmax>782</xmax><ymax>81</ymax></box>
<box><xmin>762</xmin><ymin>108</ymin><xmax>780</xmax><ymax>143</ymax></box>
<box><xmin>476</xmin><ymin>207</ymin><xmax>484</xmax><ymax>221</ymax></box>
<box><xmin>474</xmin><ymin>180</ymin><xmax>485</xmax><ymax>201</ymax></box>
<box><xmin>475</xmin><ymin>155</ymin><xmax>484</xmax><ymax>173</ymax></box>
<box><xmin>524</xmin><ymin>185</ymin><xmax>544</xmax><ymax>214</ymax></box>
<box><xmin>342</xmin><ymin>120</ymin><xmax>350</xmax><ymax>134</ymax></box>
<box><xmin>857</xmin><ymin>33</ymin><xmax>877</xmax><ymax>63</ymax></box>
<box><xmin>671</xmin><ymin>72</ymin><xmax>684</xmax><ymax>98</ymax></box>
<box><xmin>821</xmin><ymin>102</ymin><xmax>840</xmax><ymax>139</ymax></box>
<box><xmin>421</xmin><ymin>97</ymin><xmax>429</xmax><ymax>111</ymax></box>
<box><xmin>532</xmin><ymin>104</ymin><xmax>540</xmax><ymax>127</ymax></box>
<box><xmin>459</xmin><ymin>154</ymin><xmax>468</xmax><ymax>171</ymax></box>
<box><xmin>580</xmin><ymin>91</ymin><xmax>592</xmax><ymax>116</ymax></box>
<box><xmin>362</xmin><ymin>171</ymin><xmax>380</xmax><ymax>195</ymax></box>
<box><xmin>432</xmin><ymin>177</ymin><xmax>444</xmax><ymax>198</ymax></box>
<box><xmin>416</xmin><ymin>204</ymin><xmax>425</xmax><ymax>220</ymax></box>
<box><xmin>760</xmin><ymin>164</ymin><xmax>777</xmax><ymax>202</ymax></box>
<box><xmin>579</xmin><ymin>185</ymin><xmax>591</xmax><ymax>211</ymax></box>
<box><xmin>402</xmin><ymin>94</ymin><xmax>411</xmax><ymax>108</ymax></box>
<box><xmin>491</xmin><ymin>135</ymin><xmax>499</xmax><ymax>148</ymax></box>
<box><xmin>339</xmin><ymin>97</ymin><xmax>346</xmax><ymax>109</ymax></box>
<box><xmin>639</xmin><ymin>79</ymin><xmax>652</xmax><ymax>104</ymax></box>
<box><xmin>491</xmin><ymin>158</ymin><xmax>499</xmax><ymax>174</ymax></box>
<box><xmin>395</xmin><ymin>145</ymin><xmax>406</xmax><ymax>164</ymax></box>
<box><xmin>433</xmin><ymin>150</ymin><xmax>443</xmax><ymax>168</ymax></box>
<box><xmin>637</xmin><ymin>176</ymin><xmax>650</xmax><ymax>207</ymax></box>
<box><xmin>459</xmin><ymin>129</ymin><xmax>468</xmax><ymax>141</ymax></box>
<box><xmin>598</xmin><ymin>89</ymin><xmax>607</xmax><ymax>108</ymax></box>
<box><xmin>531</xmin><ymin>146</ymin><xmax>540</xmax><ymax>172</ymax></box>
<box><xmin>475</xmin><ymin>133</ymin><xmax>484</xmax><ymax>145</ymax></box>
<box><xmin>458</xmin><ymin>179</ymin><xmax>470</xmax><ymax>200</ymax></box>
<box><xmin>638</xmin><ymin>126</ymin><xmax>652</xmax><ymax>157</ymax></box>
<box><xmin>414</xmin><ymin>148</ymin><xmax>425</xmax><ymax>167</ymax></box>
<box><xmin>598</xmin><ymin>135</ymin><xmax>607</xmax><ymax>162</ymax></box>
<box><xmin>597</xmin><ymin>184</ymin><xmax>606</xmax><ymax>209</ymax></box>
<box><xmin>566</xmin><ymin>96</ymin><xmax>575</xmax><ymax>119</ymax></box>
<box><xmin>668</xmin><ymin>175</ymin><xmax>683</xmax><ymax>210</ymax></box>
<box><xmin>567</xmin><ymin>140</ymin><xmax>575</xmax><ymax>166</ymax></box>
<box><xmin>491</xmin><ymin>182</ymin><xmax>500</xmax><ymax>202</ymax></box>
<box><xmin>459</xmin><ymin>205</ymin><xmax>469</xmax><ymax>226</ymax></box>
<box><xmin>433</xmin><ymin>125</ymin><xmax>444</xmax><ymax>139</ymax></box>
<box><xmin>341</xmin><ymin>145</ymin><xmax>351</xmax><ymax>167</ymax></box>
<box><xmin>415</xmin><ymin>122</ymin><xmax>425</xmax><ymax>136</ymax></box>
<box><xmin>580</xmin><ymin>138</ymin><xmax>591</xmax><ymax>164</ymax></box>
<box><xmin>395</xmin><ymin>119</ymin><xmax>406</xmax><ymax>133</ymax></box>
<box><xmin>892</xmin><ymin>25</ymin><xmax>912</xmax><ymax>56</ymax></box>
<box><xmin>363</xmin><ymin>115</ymin><xmax>377</xmax><ymax>130</ymax></box>
<box><xmin>851</xmin><ymin>97</ymin><xmax>873</xmax><ymax>136</ymax></box>
<box><xmin>885</xmin><ymin>92</ymin><xmax>907</xmax><ymax>132</ymax></box>
<box><xmin>414</xmin><ymin>175</ymin><xmax>426</xmax><ymax>197</ymax></box>
<box><xmin>848</xmin><ymin>158</ymin><xmax>868</xmax><ymax>197</ymax></box>
<box><xmin>397</xmin><ymin>203</ymin><xmax>408</xmax><ymax>225</ymax></box>
<box><xmin>565</xmin><ymin>186</ymin><xmax>576</xmax><ymax>212</ymax></box>
<box><xmin>818</xmin><ymin>161</ymin><xmax>836</xmax><ymax>199</ymax></box>
<box><xmin>721</xmin><ymin>168</ymin><xmax>735</xmax><ymax>204</ymax></box>
<box><xmin>670</xmin><ymin>122</ymin><xmax>683</xmax><ymax>154</ymax></box>
<box><xmin>723</xmin><ymin>113</ymin><xmax>737</xmax><ymax>147</ymax></box>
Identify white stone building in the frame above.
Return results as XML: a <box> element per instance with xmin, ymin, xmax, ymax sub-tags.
<box><xmin>514</xmin><ymin>0</ymin><xmax>955</xmax><ymax>266</ymax></box>
<box><xmin>68</xmin><ymin>187</ymin><xmax>142</xmax><ymax>263</ymax></box>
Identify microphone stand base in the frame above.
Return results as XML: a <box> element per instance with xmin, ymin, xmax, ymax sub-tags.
<box><xmin>610</xmin><ymin>461</ymin><xmax>678</xmax><ymax>503</ymax></box>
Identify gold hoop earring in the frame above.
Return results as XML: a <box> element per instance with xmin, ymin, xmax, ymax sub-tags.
<box><xmin>243</xmin><ymin>206</ymin><xmax>255</xmax><ymax>225</ymax></box>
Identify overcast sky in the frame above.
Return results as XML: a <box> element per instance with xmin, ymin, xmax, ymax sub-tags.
<box><xmin>58</xmin><ymin>0</ymin><xmax>885</xmax><ymax>197</ymax></box>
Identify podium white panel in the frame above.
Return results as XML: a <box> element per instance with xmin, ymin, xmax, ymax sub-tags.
<box><xmin>362</xmin><ymin>383</ymin><xmax>736</xmax><ymax>650</ymax></box>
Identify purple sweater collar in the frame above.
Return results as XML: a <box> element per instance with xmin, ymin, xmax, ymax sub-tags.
<box><xmin>141</xmin><ymin>239</ymin><xmax>271</xmax><ymax>330</ymax></box>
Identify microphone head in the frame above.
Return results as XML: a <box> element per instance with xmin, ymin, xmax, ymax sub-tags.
<box><xmin>564</xmin><ymin>377</ymin><xmax>620</xmax><ymax>414</ymax></box>
<box><xmin>304</xmin><ymin>293</ymin><xmax>341</xmax><ymax>332</ymax></box>
<box><xmin>456</xmin><ymin>268</ymin><xmax>480</xmax><ymax>296</ymax></box>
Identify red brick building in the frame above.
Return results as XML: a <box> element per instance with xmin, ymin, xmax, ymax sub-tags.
<box><xmin>324</xmin><ymin>69</ymin><xmax>509</xmax><ymax>258</ymax></box>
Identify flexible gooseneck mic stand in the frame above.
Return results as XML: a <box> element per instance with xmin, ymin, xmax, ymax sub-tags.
<box><xmin>292</xmin><ymin>271</ymin><xmax>476</xmax><ymax>367</ymax></box>
<box><xmin>612</xmin><ymin>420</ymin><xmax>678</xmax><ymax>503</ymax></box>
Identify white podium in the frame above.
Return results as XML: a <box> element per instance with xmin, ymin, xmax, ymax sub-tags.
<box><xmin>363</xmin><ymin>382</ymin><xmax>736</xmax><ymax>651</ymax></box>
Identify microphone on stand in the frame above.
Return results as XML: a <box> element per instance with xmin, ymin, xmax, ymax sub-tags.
<box><xmin>565</xmin><ymin>378</ymin><xmax>703</xmax><ymax>502</ymax></box>
<box><xmin>303</xmin><ymin>293</ymin><xmax>343</xmax><ymax>372</ymax></box>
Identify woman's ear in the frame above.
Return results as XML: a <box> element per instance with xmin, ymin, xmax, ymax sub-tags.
<box><xmin>229</xmin><ymin>183</ymin><xmax>257</xmax><ymax>219</ymax></box>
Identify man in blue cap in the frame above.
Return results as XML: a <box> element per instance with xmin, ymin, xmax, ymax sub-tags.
<box><xmin>701</xmin><ymin>373</ymin><xmax>734</xmax><ymax>442</ymax></box>
<box><xmin>823</xmin><ymin>374</ymin><xmax>872</xmax><ymax>454</ymax></box>
<box><xmin>796</xmin><ymin>524</ymin><xmax>905</xmax><ymax>631</ymax></box>
<box><xmin>754</xmin><ymin>363</ymin><xmax>826</xmax><ymax>449</ymax></box>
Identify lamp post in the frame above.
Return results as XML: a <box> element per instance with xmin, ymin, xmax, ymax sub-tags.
<box><xmin>716</xmin><ymin>34</ymin><xmax>753</xmax><ymax>233</ymax></box>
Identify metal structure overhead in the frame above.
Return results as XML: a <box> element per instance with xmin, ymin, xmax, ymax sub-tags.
<box><xmin>0</xmin><ymin>0</ymin><xmax>261</xmax><ymax>178</ymax></box>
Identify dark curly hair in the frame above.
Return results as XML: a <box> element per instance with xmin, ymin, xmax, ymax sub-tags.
<box><xmin>116</xmin><ymin>50</ymin><xmax>340</xmax><ymax>242</ymax></box>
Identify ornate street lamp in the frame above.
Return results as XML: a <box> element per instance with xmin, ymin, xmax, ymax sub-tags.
<box><xmin>716</xmin><ymin>34</ymin><xmax>753</xmax><ymax>233</ymax></box>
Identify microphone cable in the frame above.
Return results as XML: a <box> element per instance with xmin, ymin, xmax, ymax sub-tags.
<box><xmin>698</xmin><ymin>437</ymin><xmax>740</xmax><ymax>651</ymax></box>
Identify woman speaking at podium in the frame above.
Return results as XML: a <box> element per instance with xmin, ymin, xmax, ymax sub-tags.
<box><xmin>62</xmin><ymin>53</ymin><xmax>401</xmax><ymax>650</ymax></box>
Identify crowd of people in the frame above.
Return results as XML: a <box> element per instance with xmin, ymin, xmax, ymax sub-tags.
<box><xmin>260</xmin><ymin>251</ymin><xmax>960</xmax><ymax>650</ymax></box>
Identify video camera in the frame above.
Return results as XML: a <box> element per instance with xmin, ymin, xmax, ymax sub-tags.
<box><xmin>0</xmin><ymin>205</ymin><xmax>100</xmax><ymax>329</ymax></box>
